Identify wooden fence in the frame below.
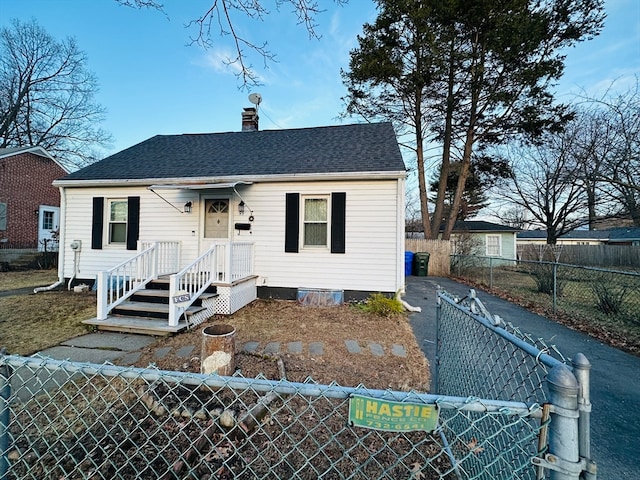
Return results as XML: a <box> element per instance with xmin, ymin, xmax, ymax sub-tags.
<box><xmin>518</xmin><ymin>244</ymin><xmax>640</xmax><ymax>268</ymax></box>
<box><xmin>405</xmin><ymin>239</ymin><xmax>451</xmax><ymax>277</ymax></box>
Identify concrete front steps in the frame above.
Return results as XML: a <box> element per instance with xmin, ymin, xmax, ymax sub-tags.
<box><xmin>83</xmin><ymin>277</ymin><xmax>218</xmax><ymax>336</ymax></box>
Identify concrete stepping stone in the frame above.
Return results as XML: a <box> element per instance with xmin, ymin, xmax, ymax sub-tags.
<box><xmin>288</xmin><ymin>341</ymin><xmax>303</xmax><ymax>354</ymax></box>
<box><xmin>391</xmin><ymin>344</ymin><xmax>407</xmax><ymax>357</ymax></box>
<box><xmin>243</xmin><ymin>341</ymin><xmax>260</xmax><ymax>353</ymax></box>
<box><xmin>175</xmin><ymin>345</ymin><xmax>195</xmax><ymax>358</ymax></box>
<box><xmin>345</xmin><ymin>340</ymin><xmax>361</xmax><ymax>354</ymax></box>
<box><xmin>309</xmin><ymin>342</ymin><xmax>324</xmax><ymax>356</ymax></box>
<box><xmin>119</xmin><ymin>352</ymin><xmax>142</xmax><ymax>365</ymax></box>
<box><xmin>153</xmin><ymin>347</ymin><xmax>172</xmax><ymax>360</ymax></box>
<box><xmin>368</xmin><ymin>342</ymin><xmax>384</xmax><ymax>357</ymax></box>
<box><xmin>264</xmin><ymin>342</ymin><xmax>281</xmax><ymax>354</ymax></box>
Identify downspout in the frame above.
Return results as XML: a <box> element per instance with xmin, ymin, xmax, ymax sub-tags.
<box><xmin>34</xmin><ymin>186</ymin><xmax>67</xmax><ymax>293</ymax></box>
<box><xmin>397</xmin><ymin>176</ymin><xmax>406</xmax><ymax>294</ymax></box>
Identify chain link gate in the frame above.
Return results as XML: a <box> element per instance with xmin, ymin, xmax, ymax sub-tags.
<box><xmin>436</xmin><ymin>289</ymin><xmax>596</xmax><ymax>480</ymax></box>
<box><xmin>0</xmin><ymin>289</ymin><xmax>595</xmax><ymax>479</ymax></box>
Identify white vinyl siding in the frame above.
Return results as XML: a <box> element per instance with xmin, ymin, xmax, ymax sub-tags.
<box><xmin>251</xmin><ymin>180</ymin><xmax>401</xmax><ymax>292</ymax></box>
<box><xmin>59</xmin><ymin>178</ymin><xmax>404</xmax><ymax>294</ymax></box>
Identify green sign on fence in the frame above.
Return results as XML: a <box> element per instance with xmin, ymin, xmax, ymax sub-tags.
<box><xmin>349</xmin><ymin>395</ymin><xmax>439</xmax><ymax>432</ymax></box>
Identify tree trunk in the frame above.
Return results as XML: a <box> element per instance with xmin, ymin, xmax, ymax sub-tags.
<box><xmin>442</xmin><ymin>34</ymin><xmax>482</xmax><ymax>240</ymax></box>
<box><xmin>443</xmin><ymin>129</ymin><xmax>473</xmax><ymax>239</ymax></box>
<box><xmin>415</xmin><ymin>127</ymin><xmax>432</xmax><ymax>238</ymax></box>
<box><xmin>430</xmin><ymin>35</ymin><xmax>456</xmax><ymax>239</ymax></box>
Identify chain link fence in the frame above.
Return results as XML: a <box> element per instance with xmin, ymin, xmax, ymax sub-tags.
<box><xmin>436</xmin><ymin>289</ymin><xmax>594</xmax><ymax>479</ymax></box>
<box><xmin>0</xmin><ymin>289</ymin><xmax>594</xmax><ymax>479</ymax></box>
<box><xmin>451</xmin><ymin>254</ymin><xmax>640</xmax><ymax>346</ymax></box>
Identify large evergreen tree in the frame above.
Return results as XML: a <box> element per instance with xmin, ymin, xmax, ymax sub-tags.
<box><xmin>342</xmin><ymin>0</ymin><xmax>604</xmax><ymax>239</ymax></box>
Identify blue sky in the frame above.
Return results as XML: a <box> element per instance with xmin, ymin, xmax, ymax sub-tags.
<box><xmin>1</xmin><ymin>0</ymin><xmax>639</xmax><ymax>158</ymax></box>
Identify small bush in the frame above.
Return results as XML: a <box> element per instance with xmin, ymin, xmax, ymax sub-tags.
<box><xmin>358</xmin><ymin>293</ymin><xmax>404</xmax><ymax>317</ymax></box>
<box><xmin>531</xmin><ymin>263</ymin><xmax>564</xmax><ymax>296</ymax></box>
<box><xmin>592</xmin><ymin>277</ymin><xmax>627</xmax><ymax>315</ymax></box>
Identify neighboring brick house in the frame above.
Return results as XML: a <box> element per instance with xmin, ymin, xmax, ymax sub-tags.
<box><xmin>0</xmin><ymin>146</ymin><xmax>68</xmax><ymax>250</ymax></box>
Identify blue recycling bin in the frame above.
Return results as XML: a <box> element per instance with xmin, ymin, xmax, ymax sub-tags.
<box><xmin>404</xmin><ymin>252</ymin><xmax>414</xmax><ymax>276</ymax></box>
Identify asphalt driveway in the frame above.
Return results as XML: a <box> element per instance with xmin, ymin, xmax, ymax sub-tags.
<box><xmin>403</xmin><ymin>275</ymin><xmax>640</xmax><ymax>480</ymax></box>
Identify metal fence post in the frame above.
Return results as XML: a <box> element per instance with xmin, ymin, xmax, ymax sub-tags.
<box><xmin>434</xmin><ymin>287</ymin><xmax>441</xmax><ymax>394</ymax></box>
<box><xmin>572</xmin><ymin>353</ymin><xmax>597</xmax><ymax>480</ymax></box>
<box><xmin>0</xmin><ymin>357</ymin><xmax>11</xmax><ymax>479</ymax></box>
<box><xmin>534</xmin><ymin>363</ymin><xmax>583</xmax><ymax>479</ymax></box>
<box><xmin>489</xmin><ymin>257</ymin><xmax>494</xmax><ymax>288</ymax></box>
<box><xmin>553</xmin><ymin>263</ymin><xmax>558</xmax><ymax>313</ymax></box>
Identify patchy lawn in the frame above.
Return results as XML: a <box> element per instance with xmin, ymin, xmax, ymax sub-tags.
<box><xmin>0</xmin><ymin>269</ymin><xmax>58</xmax><ymax>291</ymax></box>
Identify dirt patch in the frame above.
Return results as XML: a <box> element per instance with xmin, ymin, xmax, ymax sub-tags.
<box><xmin>7</xmin><ymin>297</ymin><xmax>441</xmax><ymax>479</ymax></box>
<box><xmin>128</xmin><ymin>299</ymin><xmax>431</xmax><ymax>392</ymax></box>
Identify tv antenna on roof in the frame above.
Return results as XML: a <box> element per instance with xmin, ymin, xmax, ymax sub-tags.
<box><xmin>248</xmin><ymin>93</ymin><xmax>262</xmax><ymax>106</ymax></box>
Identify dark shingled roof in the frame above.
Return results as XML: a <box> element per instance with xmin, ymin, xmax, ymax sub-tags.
<box><xmin>61</xmin><ymin>122</ymin><xmax>405</xmax><ymax>182</ymax></box>
<box><xmin>451</xmin><ymin>220</ymin><xmax>520</xmax><ymax>232</ymax></box>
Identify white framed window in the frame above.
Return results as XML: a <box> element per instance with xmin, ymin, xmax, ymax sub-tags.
<box><xmin>42</xmin><ymin>210</ymin><xmax>54</xmax><ymax>230</ymax></box>
<box><xmin>303</xmin><ymin>196</ymin><xmax>329</xmax><ymax>248</ymax></box>
<box><xmin>107</xmin><ymin>199</ymin><xmax>128</xmax><ymax>244</ymax></box>
<box><xmin>486</xmin><ymin>234</ymin><xmax>502</xmax><ymax>256</ymax></box>
<box><xmin>0</xmin><ymin>202</ymin><xmax>6</xmax><ymax>231</ymax></box>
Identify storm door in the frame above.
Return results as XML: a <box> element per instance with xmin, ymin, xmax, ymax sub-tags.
<box><xmin>38</xmin><ymin>206</ymin><xmax>60</xmax><ymax>252</ymax></box>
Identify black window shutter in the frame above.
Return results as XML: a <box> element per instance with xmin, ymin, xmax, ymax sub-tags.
<box><xmin>91</xmin><ymin>197</ymin><xmax>104</xmax><ymax>250</ymax></box>
<box><xmin>331</xmin><ymin>192</ymin><xmax>346</xmax><ymax>254</ymax></box>
<box><xmin>126</xmin><ymin>196</ymin><xmax>140</xmax><ymax>250</ymax></box>
<box><xmin>285</xmin><ymin>193</ymin><xmax>299</xmax><ymax>253</ymax></box>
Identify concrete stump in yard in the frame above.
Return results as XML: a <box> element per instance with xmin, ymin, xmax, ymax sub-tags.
<box><xmin>201</xmin><ymin>324</ymin><xmax>236</xmax><ymax>376</ymax></box>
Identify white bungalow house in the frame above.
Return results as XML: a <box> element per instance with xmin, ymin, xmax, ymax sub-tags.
<box><xmin>52</xmin><ymin>115</ymin><xmax>407</xmax><ymax>334</ymax></box>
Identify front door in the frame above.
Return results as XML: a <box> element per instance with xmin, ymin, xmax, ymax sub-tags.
<box><xmin>204</xmin><ymin>199</ymin><xmax>230</xmax><ymax>240</ymax></box>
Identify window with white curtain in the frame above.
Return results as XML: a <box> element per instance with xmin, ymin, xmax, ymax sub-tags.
<box><xmin>108</xmin><ymin>199</ymin><xmax>128</xmax><ymax>244</ymax></box>
<box><xmin>486</xmin><ymin>234</ymin><xmax>502</xmax><ymax>256</ymax></box>
<box><xmin>303</xmin><ymin>196</ymin><xmax>328</xmax><ymax>247</ymax></box>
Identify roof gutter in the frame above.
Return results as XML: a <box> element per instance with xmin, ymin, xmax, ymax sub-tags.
<box><xmin>52</xmin><ymin>170</ymin><xmax>407</xmax><ymax>188</ymax></box>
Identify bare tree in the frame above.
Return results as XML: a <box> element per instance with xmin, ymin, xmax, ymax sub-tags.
<box><xmin>495</xmin><ymin>205</ymin><xmax>533</xmax><ymax>230</ymax></box>
<box><xmin>593</xmin><ymin>81</ymin><xmax>640</xmax><ymax>225</ymax></box>
<box><xmin>0</xmin><ymin>19</ymin><xmax>111</xmax><ymax>170</ymax></box>
<box><xmin>571</xmin><ymin>105</ymin><xmax>617</xmax><ymax>228</ymax></box>
<box><xmin>116</xmin><ymin>0</ymin><xmax>346</xmax><ymax>88</ymax></box>
<box><xmin>496</xmin><ymin>133</ymin><xmax>590</xmax><ymax>244</ymax></box>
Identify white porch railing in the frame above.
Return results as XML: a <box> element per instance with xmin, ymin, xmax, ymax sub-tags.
<box><xmin>97</xmin><ymin>240</ymin><xmax>254</xmax><ymax>326</ymax></box>
<box><xmin>168</xmin><ymin>241</ymin><xmax>255</xmax><ymax>326</ymax></box>
<box><xmin>139</xmin><ymin>240</ymin><xmax>181</xmax><ymax>276</ymax></box>
<box><xmin>96</xmin><ymin>241</ymin><xmax>180</xmax><ymax>320</ymax></box>
<box><xmin>168</xmin><ymin>245</ymin><xmax>217</xmax><ymax>327</ymax></box>
<box><xmin>214</xmin><ymin>241</ymin><xmax>255</xmax><ymax>283</ymax></box>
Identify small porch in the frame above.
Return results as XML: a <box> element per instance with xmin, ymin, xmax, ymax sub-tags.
<box><xmin>83</xmin><ymin>240</ymin><xmax>257</xmax><ymax>335</ymax></box>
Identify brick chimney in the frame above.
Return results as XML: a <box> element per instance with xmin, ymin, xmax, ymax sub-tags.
<box><xmin>242</xmin><ymin>107</ymin><xmax>259</xmax><ymax>132</ymax></box>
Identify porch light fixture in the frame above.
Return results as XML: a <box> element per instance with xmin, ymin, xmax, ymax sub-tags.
<box><xmin>183</xmin><ymin>202</ymin><xmax>192</xmax><ymax>214</ymax></box>
<box><xmin>238</xmin><ymin>201</ymin><xmax>245</xmax><ymax>215</ymax></box>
